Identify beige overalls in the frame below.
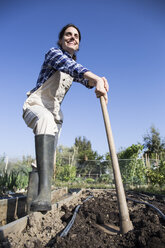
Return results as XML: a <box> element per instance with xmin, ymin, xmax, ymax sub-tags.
<box><xmin>23</xmin><ymin>71</ymin><xmax>73</xmax><ymax>146</ymax></box>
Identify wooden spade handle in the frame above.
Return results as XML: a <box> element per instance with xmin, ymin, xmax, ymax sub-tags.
<box><xmin>100</xmin><ymin>96</ymin><xmax>133</xmax><ymax>234</ymax></box>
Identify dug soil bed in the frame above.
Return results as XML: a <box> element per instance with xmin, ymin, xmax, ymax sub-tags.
<box><xmin>1</xmin><ymin>189</ymin><xmax>165</xmax><ymax>248</ymax></box>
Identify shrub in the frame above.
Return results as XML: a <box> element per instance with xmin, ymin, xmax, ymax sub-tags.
<box><xmin>0</xmin><ymin>166</ymin><xmax>30</xmax><ymax>194</ymax></box>
<box><xmin>97</xmin><ymin>174</ymin><xmax>111</xmax><ymax>183</ymax></box>
<box><xmin>146</xmin><ymin>160</ymin><xmax>165</xmax><ymax>187</ymax></box>
<box><xmin>85</xmin><ymin>178</ymin><xmax>95</xmax><ymax>184</ymax></box>
<box><xmin>56</xmin><ymin>164</ymin><xmax>76</xmax><ymax>182</ymax></box>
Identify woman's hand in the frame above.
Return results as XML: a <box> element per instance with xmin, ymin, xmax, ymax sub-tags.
<box><xmin>95</xmin><ymin>77</ymin><xmax>109</xmax><ymax>104</ymax></box>
<box><xmin>84</xmin><ymin>71</ymin><xmax>109</xmax><ymax>104</ymax></box>
<box><xmin>102</xmin><ymin>77</ymin><xmax>109</xmax><ymax>92</ymax></box>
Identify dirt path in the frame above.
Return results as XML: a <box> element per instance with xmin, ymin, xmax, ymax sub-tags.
<box><xmin>1</xmin><ymin>190</ymin><xmax>165</xmax><ymax>247</ymax></box>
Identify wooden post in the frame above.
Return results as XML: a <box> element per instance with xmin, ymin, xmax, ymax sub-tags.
<box><xmin>100</xmin><ymin>96</ymin><xmax>133</xmax><ymax>234</ymax></box>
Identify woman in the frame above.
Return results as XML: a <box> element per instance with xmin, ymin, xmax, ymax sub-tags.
<box><xmin>23</xmin><ymin>24</ymin><xmax>109</xmax><ymax>212</ymax></box>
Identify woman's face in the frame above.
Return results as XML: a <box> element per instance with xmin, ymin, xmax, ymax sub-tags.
<box><xmin>59</xmin><ymin>26</ymin><xmax>80</xmax><ymax>56</ymax></box>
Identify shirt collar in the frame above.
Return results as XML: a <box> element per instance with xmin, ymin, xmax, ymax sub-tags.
<box><xmin>61</xmin><ymin>48</ymin><xmax>73</xmax><ymax>58</ymax></box>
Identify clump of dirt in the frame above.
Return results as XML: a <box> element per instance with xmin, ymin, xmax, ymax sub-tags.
<box><xmin>1</xmin><ymin>210</ymin><xmax>64</xmax><ymax>248</ymax></box>
<box><xmin>0</xmin><ymin>190</ymin><xmax>88</xmax><ymax>248</ymax></box>
<box><xmin>1</xmin><ymin>190</ymin><xmax>165</xmax><ymax>248</ymax></box>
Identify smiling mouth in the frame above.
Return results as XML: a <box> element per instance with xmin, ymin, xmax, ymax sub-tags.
<box><xmin>67</xmin><ymin>41</ymin><xmax>76</xmax><ymax>45</ymax></box>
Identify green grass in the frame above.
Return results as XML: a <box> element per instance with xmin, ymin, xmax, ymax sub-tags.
<box><xmin>53</xmin><ymin>179</ymin><xmax>165</xmax><ymax>195</ymax></box>
<box><xmin>53</xmin><ymin>180</ymin><xmax>115</xmax><ymax>190</ymax></box>
<box><xmin>128</xmin><ymin>185</ymin><xmax>165</xmax><ymax>195</ymax></box>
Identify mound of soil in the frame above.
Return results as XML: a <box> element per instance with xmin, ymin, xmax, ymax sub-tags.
<box><xmin>1</xmin><ymin>190</ymin><xmax>165</xmax><ymax>248</ymax></box>
<box><xmin>53</xmin><ymin>190</ymin><xmax>165</xmax><ymax>248</ymax></box>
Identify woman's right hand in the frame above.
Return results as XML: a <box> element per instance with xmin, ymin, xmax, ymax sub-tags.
<box><xmin>95</xmin><ymin>77</ymin><xmax>109</xmax><ymax>104</ymax></box>
<box><xmin>84</xmin><ymin>71</ymin><xmax>109</xmax><ymax>104</ymax></box>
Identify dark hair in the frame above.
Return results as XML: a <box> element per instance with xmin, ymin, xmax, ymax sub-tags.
<box><xmin>57</xmin><ymin>24</ymin><xmax>81</xmax><ymax>60</ymax></box>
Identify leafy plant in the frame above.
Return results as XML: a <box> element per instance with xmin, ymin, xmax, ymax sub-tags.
<box><xmin>97</xmin><ymin>174</ymin><xmax>112</xmax><ymax>183</ymax></box>
<box><xmin>0</xmin><ymin>167</ymin><xmax>30</xmax><ymax>194</ymax></box>
<box><xmin>146</xmin><ymin>160</ymin><xmax>165</xmax><ymax>187</ymax></box>
<box><xmin>116</xmin><ymin>144</ymin><xmax>147</xmax><ymax>185</ymax></box>
<box><xmin>85</xmin><ymin>178</ymin><xmax>95</xmax><ymax>184</ymax></box>
<box><xmin>56</xmin><ymin>164</ymin><xmax>76</xmax><ymax>182</ymax></box>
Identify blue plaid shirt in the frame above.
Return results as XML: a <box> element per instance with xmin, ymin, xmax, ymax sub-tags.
<box><xmin>30</xmin><ymin>47</ymin><xmax>92</xmax><ymax>93</ymax></box>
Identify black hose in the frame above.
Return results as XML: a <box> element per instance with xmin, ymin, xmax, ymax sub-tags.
<box><xmin>60</xmin><ymin>195</ymin><xmax>93</xmax><ymax>237</ymax></box>
<box><xmin>126</xmin><ymin>197</ymin><xmax>165</xmax><ymax>220</ymax></box>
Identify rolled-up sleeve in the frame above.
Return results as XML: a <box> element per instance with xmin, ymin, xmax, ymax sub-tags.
<box><xmin>73</xmin><ymin>77</ymin><xmax>94</xmax><ymax>89</ymax></box>
<box><xmin>45</xmin><ymin>48</ymin><xmax>93</xmax><ymax>88</ymax></box>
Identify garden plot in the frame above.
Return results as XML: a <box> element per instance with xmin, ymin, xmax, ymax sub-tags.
<box><xmin>0</xmin><ymin>189</ymin><xmax>165</xmax><ymax>248</ymax></box>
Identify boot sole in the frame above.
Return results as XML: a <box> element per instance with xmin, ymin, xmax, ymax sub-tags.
<box><xmin>30</xmin><ymin>203</ymin><xmax>51</xmax><ymax>212</ymax></box>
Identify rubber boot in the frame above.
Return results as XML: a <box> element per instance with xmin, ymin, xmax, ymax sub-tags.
<box><xmin>30</xmin><ymin>134</ymin><xmax>55</xmax><ymax>212</ymax></box>
<box><xmin>26</xmin><ymin>170</ymin><xmax>39</xmax><ymax>214</ymax></box>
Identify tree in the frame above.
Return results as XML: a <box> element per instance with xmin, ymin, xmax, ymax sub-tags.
<box><xmin>143</xmin><ymin>125</ymin><xmax>165</xmax><ymax>159</ymax></box>
<box><xmin>74</xmin><ymin>136</ymin><xmax>95</xmax><ymax>160</ymax></box>
<box><xmin>117</xmin><ymin>144</ymin><xmax>143</xmax><ymax>159</ymax></box>
<box><xmin>56</xmin><ymin>145</ymin><xmax>78</xmax><ymax>166</ymax></box>
<box><xmin>74</xmin><ymin>136</ymin><xmax>103</xmax><ymax>175</ymax></box>
<box><xmin>0</xmin><ymin>154</ymin><xmax>5</xmax><ymax>172</ymax></box>
<box><xmin>74</xmin><ymin>136</ymin><xmax>97</xmax><ymax>162</ymax></box>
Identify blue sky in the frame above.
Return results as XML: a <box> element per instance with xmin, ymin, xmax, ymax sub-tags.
<box><xmin>0</xmin><ymin>0</ymin><xmax>165</xmax><ymax>159</ymax></box>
